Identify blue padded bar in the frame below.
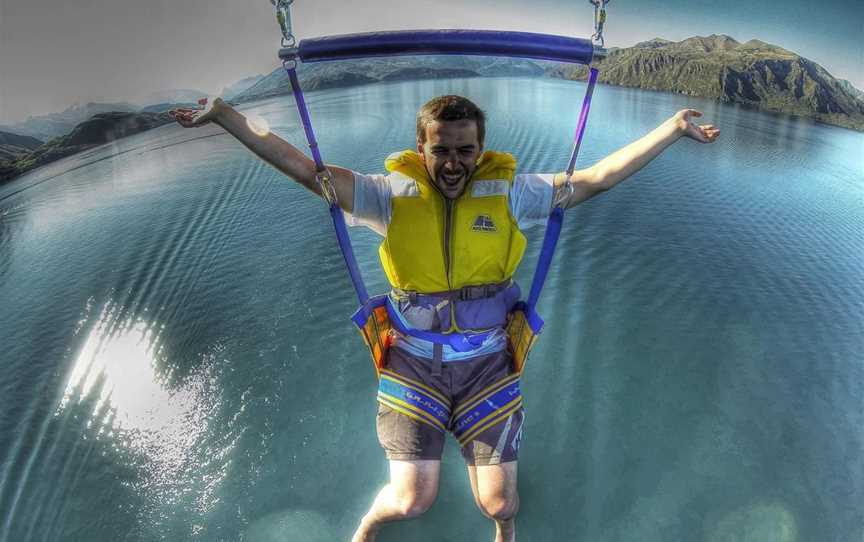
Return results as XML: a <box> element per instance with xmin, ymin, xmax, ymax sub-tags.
<box><xmin>289</xmin><ymin>30</ymin><xmax>595</xmax><ymax>65</ymax></box>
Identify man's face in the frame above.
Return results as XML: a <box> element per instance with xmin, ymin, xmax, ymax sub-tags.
<box><xmin>417</xmin><ymin>119</ymin><xmax>482</xmax><ymax>199</ymax></box>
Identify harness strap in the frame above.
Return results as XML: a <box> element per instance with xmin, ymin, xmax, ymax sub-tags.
<box><xmin>391</xmin><ymin>278</ymin><xmax>513</xmax><ymax>304</ymax></box>
<box><xmin>284</xmin><ymin>64</ymin><xmax>370</xmax><ymax>305</ymax></box>
<box><xmin>384</xmin><ymin>296</ymin><xmax>496</xmax><ymax>353</ymax></box>
<box><xmin>451</xmin><ymin>373</ymin><xmax>523</xmax><ymax>446</ymax></box>
<box><xmin>377</xmin><ymin>369</ymin><xmax>452</xmax><ymax>432</ymax></box>
<box><xmin>431</xmin><ymin>343</ymin><xmax>443</xmax><ymax>377</ymax></box>
<box><xmin>525</xmin><ymin>67</ymin><xmax>598</xmax><ymax>313</ymax></box>
<box><xmin>285</xmin><ymin>55</ymin><xmax>600</xmax><ymax>370</ymax></box>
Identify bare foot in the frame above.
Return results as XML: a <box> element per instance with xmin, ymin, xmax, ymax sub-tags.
<box><xmin>495</xmin><ymin>518</ymin><xmax>515</xmax><ymax>542</ymax></box>
<box><xmin>350</xmin><ymin>516</ymin><xmax>380</xmax><ymax>542</ymax></box>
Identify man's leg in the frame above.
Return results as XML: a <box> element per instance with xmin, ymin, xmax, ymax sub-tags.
<box><xmin>359</xmin><ymin>347</ymin><xmax>451</xmax><ymax>541</ymax></box>
<box><xmin>351</xmin><ymin>459</ymin><xmax>441</xmax><ymax>542</ymax></box>
<box><xmin>450</xmin><ymin>349</ymin><xmax>524</xmax><ymax>542</ymax></box>
<box><xmin>467</xmin><ymin>461</ymin><xmax>520</xmax><ymax>542</ymax></box>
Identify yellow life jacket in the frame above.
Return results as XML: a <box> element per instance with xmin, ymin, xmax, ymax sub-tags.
<box><xmin>378</xmin><ymin>149</ymin><xmax>527</xmax><ymax>294</ymax></box>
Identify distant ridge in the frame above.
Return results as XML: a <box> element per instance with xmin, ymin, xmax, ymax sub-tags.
<box><xmin>0</xmin><ymin>102</ymin><xmax>139</xmax><ymax>142</ymax></box>
<box><xmin>838</xmin><ymin>79</ymin><xmax>864</xmax><ymax>102</ymax></box>
<box><xmin>547</xmin><ymin>34</ymin><xmax>864</xmax><ymax>131</ymax></box>
<box><xmin>0</xmin><ymin>131</ymin><xmax>43</xmax><ymax>162</ymax></box>
<box><xmin>3</xmin><ymin>34</ymin><xmax>862</xmax><ymax>185</ymax></box>
<box><xmin>221</xmin><ymin>75</ymin><xmax>266</xmax><ymax>101</ymax></box>
<box><xmin>232</xmin><ymin>34</ymin><xmax>864</xmax><ymax>132</ymax></box>
<box><xmin>0</xmin><ymin>112</ymin><xmax>173</xmax><ymax>183</ymax></box>
<box><xmin>0</xmin><ymin>92</ymin><xmax>203</xmax><ymax>142</ymax></box>
<box><xmin>230</xmin><ymin>56</ymin><xmax>544</xmax><ymax>102</ymax></box>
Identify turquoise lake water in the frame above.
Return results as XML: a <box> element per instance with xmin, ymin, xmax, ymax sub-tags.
<box><xmin>1</xmin><ymin>76</ymin><xmax>863</xmax><ymax>541</ymax></box>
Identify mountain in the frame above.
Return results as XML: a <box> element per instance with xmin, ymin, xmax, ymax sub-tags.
<box><xmin>139</xmin><ymin>102</ymin><xmax>199</xmax><ymax>114</ymax></box>
<box><xmin>221</xmin><ymin>75</ymin><xmax>266</xmax><ymax>101</ymax></box>
<box><xmin>232</xmin><ymin>35</ymin><xmax>864</xmax><ymax>132</ymax></box>
<box><xmin>231</xmin><ymin>55</ymin><xmax>544</xmax><ymax>102</ymax></box>
<box><xmin>0</xmin><ymin>94</ymin><xmax>206</xmax><ymax>141</ymax></box>
<box><xmin>0</xmin><ymin>131</ymin><xmax>43</xmax><ymax>161</ymax></box>
<box><xmin>59</xmin><ymin>111</ymin><xmax>174</xmax><ymax>146</ymax></box>
<box><xmin>0</xmin><ymin>112</ymin><xmax>174</xmax><ymax>183</ymax></box>
<box><xmin>837</xmin><ymin>79</ymin><xmax>864</xmax><ymax>102</ymax></box>
<box><xmin>3</xmin><ymin>34</ymin><xmax>861</xmax><ymax>184</ymax></box>
<box><xmin>0</xmin><ymin>101</ymin><xmax>140</xmax><ymax>141</ymax></box>
<box><xmin>545</xmin><ymin>34</ymin><xmax>864</xmax><ymax>131</ymax></box>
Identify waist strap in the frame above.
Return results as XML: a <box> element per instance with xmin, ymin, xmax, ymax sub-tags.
<box><xmin>392</xmin><ymin>279</ymin><xmax>513</xmax><ymax>304</ymax></box>
<box><xmin>384</xmin><ymin>296</ymin><xmax>496</xmax><ymax>353</ymax></box>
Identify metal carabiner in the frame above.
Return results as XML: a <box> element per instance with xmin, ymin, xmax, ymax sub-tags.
<box><xmin>315</xmin><ymin>168</ymin><xmax>338</xmax><ymax>206</ymax></box>
<box><xmin>589</xmin><ymin>0</ymin><xmax>610</xmax><ymax>48</ymax></box>
<box><xmin>272</xmin><ymin>0</ymin><xmax>296</xmax><ymax>47</ymax></box>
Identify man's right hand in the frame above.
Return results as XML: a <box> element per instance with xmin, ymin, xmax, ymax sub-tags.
<box><xmin>167</xmin><ymin>95</ymin><xmax>355</xmax><ymax>211</ymax></box>
<box><xmin>169</xmin><ymin>97</ymin><xmax>225</xmax><ymax>128</ymax></box>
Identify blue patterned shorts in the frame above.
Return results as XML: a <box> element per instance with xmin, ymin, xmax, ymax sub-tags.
<box><xmin>376</xmin><ymin>347</ymin><xmax>525</xmax><ymax>466</ymax></box>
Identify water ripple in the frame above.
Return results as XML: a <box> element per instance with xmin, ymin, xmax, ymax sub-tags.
<box><xmin>1</xmin><ymin>78</ymin><xmax>862</xmax><ymax>541</ymax></box>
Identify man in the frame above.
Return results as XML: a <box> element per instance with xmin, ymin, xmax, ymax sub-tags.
<box><xmin>172</xmin><ymin>95</ymin><xmax>718</xmax><ymax>542</ymax></box>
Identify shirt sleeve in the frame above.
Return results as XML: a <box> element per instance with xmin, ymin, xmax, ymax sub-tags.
<box><xmin>510</xmin><ymin>173</ymin><xmax>555</xmax><ymax>230</ymax></box>
<box><xmin>344</xmin><ymin>171</ymin><xmax>392</xmax><ymax>237</ymax></box>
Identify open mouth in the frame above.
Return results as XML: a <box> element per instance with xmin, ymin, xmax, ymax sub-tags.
<box><xmin>441</xmin><ymin>172</ymin><xmax>464</xmax><ymax>185</ymax></box>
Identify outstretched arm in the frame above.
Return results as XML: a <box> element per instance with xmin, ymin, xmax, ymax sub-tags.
<box><xmin>553</xmin><ymin>109</ymin><xmax>720</xmax><ymax>208</ymax></box>
<box><xmin>170</xmin><ymin>98</ymin><xmax>355</xmax><ymax>212</ymax></box>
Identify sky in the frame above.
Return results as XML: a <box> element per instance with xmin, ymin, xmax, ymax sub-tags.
<box><xmin>0</xmin><ymin>0</ymin><xmax>862</xmax><ymax>125</ymax></box>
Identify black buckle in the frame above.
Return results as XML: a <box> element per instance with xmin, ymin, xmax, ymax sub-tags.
<box><xmin>391</xmin><ymin>288</ymin><xmax>419</xmax><ymax>305</ymax></box>
<box><xmin>459</xmin><ymin>286</ymin><xmax>473</xmax><ymax>301</ymax></box>
<box><xmin>460</xmin><ymin>282</ymin><xmax>510</xmax><ymax>301</ymax></box>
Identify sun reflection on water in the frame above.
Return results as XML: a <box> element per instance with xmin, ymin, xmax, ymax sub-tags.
<box><xmin>61</xmin><ymin>305</ymin><xmax>193</xmax><ymax>434</ymax></box>
<box><xmin>57</xmin><ymin>301</ymin><xmax>227</xmax><ymax>487</ymax></box>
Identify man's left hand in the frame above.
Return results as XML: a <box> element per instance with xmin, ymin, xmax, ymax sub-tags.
<box><xmin>673</xmin><ymin>109</ymin><xmax>720</xmax><ymax>144</ymax></box>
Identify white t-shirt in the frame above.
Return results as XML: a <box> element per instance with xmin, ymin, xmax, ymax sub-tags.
<box><xmin>346</xmin><ymin>171</ymin><xmax>557</xmax><ymax>236</ymax></box>
<box><xmin>345</xmin><ymin>170</ymin><xmax>557</xmax><ymax>361</ymax></box>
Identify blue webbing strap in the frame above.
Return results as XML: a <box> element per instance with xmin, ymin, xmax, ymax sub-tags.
<box><xmin>525</xmin><ymin>67</ymin><xmax>599</xmax><ymax>312</ymax></box>
<box><xmin>285</xmin><ymin>65</ymin><xmax>370</xmax><ymax>305</ymax></box>
<box><xmin>382</xmin><ymin>296</ymin><xmax>496</xmax><ymax>353</ymax></box>
<box><xmin>526</xmin><ymin>207</ymin><xmax>565</xmax><ymax>309</ymax></box>
<box><xmin>451</xmin><ymin>378</ymin><xmax>522</xmax><ymax>442</ymax></box>
<box><xmin>328</xmin><ymin>204</ymin><xmax>369</xmax><ymax>304</ymax></box>
<box><xmin>567</xmin><ymin>68</ymin><xmax>599</xmax><ymax>176</ymax></box>
<box><xmin>377</xmin><ymin>373</ymin><xmax>452</xmax><ymax>431</ymax></box>
<box><xmin>351</xmin><ymin>294</ymin><xmax>498</xmax><ymax>353</ymax></box>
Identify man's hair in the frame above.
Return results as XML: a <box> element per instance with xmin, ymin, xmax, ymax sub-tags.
<box><xmin>416</xmin><ymin>95</ymin><xmax>486</xmax><ymax>147</ymax></box>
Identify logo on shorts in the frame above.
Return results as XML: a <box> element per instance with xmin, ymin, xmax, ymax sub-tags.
<box><xmin>511</xmin><ymin>413</ymin><xmax>524</xmax><ymax>453</ymax></box>
<box><xmin>471</xmin><ymin>214</ymin><xmax>497</xmax><ymax>233</ymax></box>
